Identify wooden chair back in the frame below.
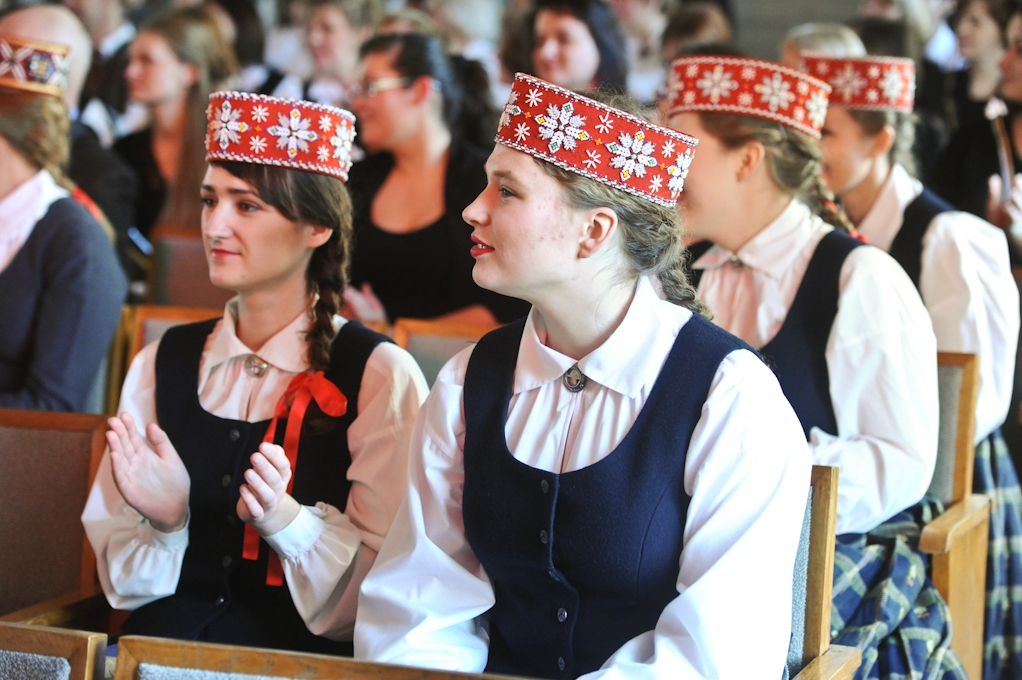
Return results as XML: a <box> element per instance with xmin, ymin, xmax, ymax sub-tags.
<box><xmin>113</xmin><ymin>636</ymin><xmax>522</xmax><ymax>679</ymax></box>
<box><xmin>0</xmin><ymin>622</ymin><xmax>105</xmax><ymax>680</ymax></box>
<box><xmin>127</xmin><ymin>305</ymin><xmax>224</xmax><ymax>365</ymax></box>
<box><xmin>150</xmin><ymin>228</ymin><xmax>234</xmax><ymax>309</ymax></box>
<box><xmin>928</xmin><ymin>353</ymin><xmax>980</xmax><ymax>505</ymax></box>
<box><xmin>392</xmin><ymin>318</ymin><xmax>500</xmax><ymax>386</ymax></box>
<box><xmin>0</xmin><ymin>412</ymin><xmax>106</xmax><ymax>618</ymax></box>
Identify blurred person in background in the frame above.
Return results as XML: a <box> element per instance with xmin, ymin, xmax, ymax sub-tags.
<box><xmin>430</xmin><ymin>0</ymin><xmax>506</xmax><ymax>106</ymax></box>
<box><xmin>346</xmin><ymin>32</ymin><xmax>529</xmax><ymax>325</ymax></box>
<box><xmin>779</xmin><ymin>22</ymin><xmax>866</xmax><ymax>69</ymax></box>
<box><xmin>660</xmin><ymin>2</ymin><xmax>733</xmax><ymax>63</ymax></box>
<box><xmin>300</xmin><ymin>0</ymin><xmax>382</xmax><ymax>107</ymax></box>
<box><xmin>0</xmin><ymin>34</ymin><xmax>127</xmax><ymax>411</ymax></box>
<box><xmin>530</xmin><ymin>0</ymin><xmax>628</xmax><ymax>94</ymax></box>
<box><xmin>607</xmin><ymin>0</ymin><xmax>667</xmax><ymax>102</ymax></box>
<box><xmin>0</xmin><ymin>4</ymin><xmax>144</xmax><ymax>293</ymax></box>
<box><xmin>264</xmin><ymin>0</ymin><xmax>314</xmax><ymax>81</ymax></box>
<box><xmin>951</xmin><ymin>0</ymin><xmax>1011</xmax><ymax>128</ymax></box>
<box><xmin>207</xmin><ymin>0</ymin><xmax>296</xmax><ymax>96</ymax></box>
<box><xmin>114</xmin><ymin>7</ymin><xmax>237</xmax><ymax>236</ymax></box>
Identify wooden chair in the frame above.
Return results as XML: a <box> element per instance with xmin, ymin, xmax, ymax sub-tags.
<box><xmin>789</xmin><ymin>466</ymin><xmax>862</xmax><ymax>680</ymax></box>
<box><xmin>919</xmin><ymin>352</ymin><xmax>992</xmax><ymax>679</ymax></box>
<box><xmin>0</xmin><ymin>622</ymin><xmax>105</xmax><ymax>680</ymax></box>
<box><xmin>392</xmin><ymin>318</ymin><xmax>501</xmax><ymax>386</ymax></box>
<box><xmin>113</xmin><ymin>636</ymin><xmax>522</xmax><ymax>680</ymax></box>
<box><xmin>150</xmin><ymin>228</ymin><xmax>234</xmax><ymax>309</ymax></box>
<box><xmin>0</xmin><ymin>412</ymin><xmax>106</xmax><ymax>620</ymax></box>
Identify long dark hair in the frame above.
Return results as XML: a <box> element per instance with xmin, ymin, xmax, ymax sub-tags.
<box><xmin>530</xmin><ymin>0</ymin><xmax>628</xmax><ymax>94</ymax></box>
<box><xmin>211</xmin><ymin>162</ymin><xmax>352</xmax><ymax>372</ymax></box>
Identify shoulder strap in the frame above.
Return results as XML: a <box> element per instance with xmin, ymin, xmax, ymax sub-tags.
<box><xmin>324</xmin><ymin>320</ymin><xmax>392</xmax><ymax>420</ymax></box>
<box><xmin>463</xmin><ymin>318</ymin><xmax>528</xmax><ymax>448</ymax></box>
<box><xmin>154</xmin><ymin>319</ymin><xmax>220</xmax><ymax>424</ymax></box>
<box><xmin>890</xmin><ymin>187</ymin><xmax>954</xmax><ymax>289</ymax></box>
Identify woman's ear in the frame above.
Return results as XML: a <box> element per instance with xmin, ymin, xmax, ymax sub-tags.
<box><xmin>735</xmin><ymin>139</ymin><xmax>765</xmax><ymax>183</ymax></box>
<box><xmin>578</xmin><ymin>207</ymin><xmax>618</xmax><ymax>259</ymax></box>
<box><xmin>307</xmin><ymin>225</ymin><xmax>333</xmax><ymax>250</ymax></box>
<box><xmin>870</xmin><ymin>124</ymin><xmax>897</xmax><ymax>160</ymax></box>
<box><xmin>183</xmin><ymin>62</ymin><xmax>201</xmax><ymax>89</ymax></box>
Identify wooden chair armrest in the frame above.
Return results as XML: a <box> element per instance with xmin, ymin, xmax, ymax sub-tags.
<box><xmin>919</xmin><ymin>494</ymin><xmax>992</xmax><ymax>555</ymax></box>
<box><xmin>793</xmin><ymin>645</ymin><xmax>862</xmax><ymax>680</ymax></box>
<box><xmin>0</xmin><ymin>584</ymin><xmax>109</xmax><ymax>628</ymax></box>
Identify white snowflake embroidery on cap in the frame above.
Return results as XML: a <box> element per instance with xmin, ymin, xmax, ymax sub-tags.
<box><xmin>867</xmin><ymin>89</ymin><xmax>879</xmax><ymax>103</ymax></box>
<box><xmin>514</xmin><ymin>122</ymin><xmax>530</xmax><ymax>142</ymax></box>
<box><xmin>596</xmin><ymin>113</ymin><xmax>614</xmax><ymax>134</ymax></box>
<box><xmin>211</xmin><ymin>100</ymin><xmax>249</xmax><ymax>150</ymax></box>
<box><xmin>796</xmin><ymin>80</ymin><xmax>809</xmax><ymax>96</ymax></box>
<box><xmin>793</xmin><ymin>107</ymin><xmax>805</xmax><ymax>122</ymax></box>
<box><xmin>696</xmin><ymin>65</ymin><xmax>738</xmax><ymax>104</ymax></box>
<box><xmin>661</xmin><ymin>140</ymin><xmax>676</xmax><ymax>158</ymax></box>
<box><xmin>685</xmin><ymin>64</ymin><xmax>699</xmax><ymax>78</ymax></box>
<box><xmin>683</xmin><ymin>90</ymin><xmax>696</xmax><ymax>105</ymax></box>
<box><xmin>583</xmin><ymin>149</ymin><xmax>601</xmax><ymax>169</ymax></box>
<box><xmin>868</xmin><ymin>65</ymin><xmax>880</xmax><ymax>78</ymax></box>
<box><xmin>607</xmin><ymin>130</ymin><xmax>657</xmax><ymax>181</ymax></box>
<box><xmin>319</xmin><ymin>115</ymin><xmax>333</xmax><ymax>133</ymax></box>
<box><xmin>536</xmin><ymin>101</ymin><xmax>590</xmax><ymax>154</ymax></box>
<box><xmin>249</xmin><ymin>136</ymin><xmax>267</xmax><ymax>153</ymax></box>
<box><xmin>755</xmin><ymin>73</ymin><xmax>795</xmax><ymax>112</ymax></box>
<box><xmin>329</xmin><ymin>124</ymin><xmax>354</xmax><ymax>163</ymax></box>
<box><xmin>805</xmin><ymin>90</ymin><xmax>828</xmax><ymax>127</ymax></box>
<box><xmin>880</xmin><ymin>67</ymin><xmax>904</xmax><ymax>103</ymax></box>
<box><xmin>526</xmin><ymin>88</ymin><xmax>542</xmax><ymax>107</ymax></box>
<box><xmin>649</xmin><ymin>174</ymin><xmax>663</xmax><ymax>192</ymax></box>
<box><xmin>500</xmin><ymin>90</ymin><xmax>522</xmax><ymax>129</ymax></box>
<box><xmin>251</xmin><ymin>105</ymin><xmax>269</xmax><ymax>123</ymax></box>
<box><xmin>741</xmin><ymin>65</ymin><xmax>756</xmax><ymax>80</ymax></box>
<box><xmin>667</xmin><ymin>148</ymin><xmax>693</xmax><ymax>196</ymax></box>
<box><xmin>814</xmin><ymin>61</ymin><xmax>830</xmax><ymax>75</ymax></box>
<box><xmin>738</xmin><ymin>92</ymin><xmax>753</xmax><ymax>107</ymax></box>
<box><xmin>830</xmin><ymin>64</ymin><xmax>866</xmax><ymax>102</ymax></box>
<box><xmin>268</xmin><ymin>108</ymin><xmax>319</xmax><ymax>159</ymax></box>
<box><xmin>317</xmin><ymin>145</ymin><xmax>330</xmax><ymax>162</ymax></box>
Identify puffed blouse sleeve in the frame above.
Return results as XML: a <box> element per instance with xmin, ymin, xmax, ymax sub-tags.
<box><xmin>354</xmin><ymin>345</ymin><xmax>812</xmax><ymax>678</ymax></box>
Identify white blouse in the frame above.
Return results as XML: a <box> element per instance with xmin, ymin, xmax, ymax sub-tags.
<box><xmin>857</xmin><ymin>164</ymin><xmax>1020</xmax><ymax>442</ymax></box>
<box><xmin>354</xmin><ymin>276</ymin><xmax>813</xmax><ymax>678</ymax></box>
<box><xmin>0</xmin><ymin>169</ymin><xmax>68</xmax><ymax>275</ymax></box>
<box><xmin>693</xmin><ymin>199</ymin><xmax>939</xmax><ymax>536</ymax></box>
<box><xmin>81</xmin><ymin>302</ymin><xmax>429</xmax><ymax>640</ymax></box>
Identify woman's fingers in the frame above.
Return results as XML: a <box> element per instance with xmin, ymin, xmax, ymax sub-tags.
<box><xmin>108</xmin><ymin>416</ymin><xmax>136</xmax><ymax>461</ymax></box>
<box><xmin>244</xmin><ymin>464</ymin><xmax>278</xmax><ymax>508</ymax></box>
<box><xmin>258</xmin><ymin>444</ymin><xmax>292</xmax><ymax>484</ymax></box>
<box><xmin>146</xmin><ymin>423</ymin><xmax>178</xmax><ymax>461</ymax></box>
<box><xmin>238</xmin><ymin>485</ymin><xmax>264</xmax><ymax>520</ymax></box>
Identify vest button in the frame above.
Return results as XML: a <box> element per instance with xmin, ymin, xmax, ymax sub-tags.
<box><xmin>557</xmin><ymin>607</ymin><xmax>568</xmax><ymax>623</ymax></box>
<box><xmin>539</xmin><ymin>529</ymin><xmax>549</xmax><ymax>545</ymax></box>
<box><xmin>221</xmin><ymin>474</ymin><xmax>232</xmax><ymax>488</ymax></box>
<box><xmin>557</xmin><ymin>656</ymin><xmax>565</xmax><ymax>671</ymax></box>
<box><xmin>222</xmin><ymin>555</ymin><xmax>233</xmax><ymax>568</ymax></box>
<box><xmin>229</xmin><ymin>429</ymin><xmax>241</xmax><ymax>442</ymax></box>
<box><xmin>214</xmin><ymin>596</ymin><xmax>225</xmax><ymax>605</ymax></box>
<box><xmin>540</xmin><ymin>479</ymin><xmax>550</xmax><ymax>494</ymax></box>
<box><xmin>226</xmin><ymin>514</ymin><xmax>236</xmax><ymax>526</ymax></box>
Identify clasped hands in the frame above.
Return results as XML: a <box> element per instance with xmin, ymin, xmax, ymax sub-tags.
<box><xmin>107</xmin><ymin>413</ymin><xmax>301</xmax><ymax>536</ymax></box>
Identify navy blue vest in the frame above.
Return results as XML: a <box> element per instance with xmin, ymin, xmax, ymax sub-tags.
<box><xmin>461</xmin><ymin>313</ymin><xmax>753</xmax><ymax>679</ymax></box>
<box><xmin>889</xmin><ymin>187</ymin><xmax>954</xmax><ymax>290</ymax></box>
<box><xmin>120</xmin><ymin>319</ymin><xmax>387</xmax><ymax>654</ymax></box>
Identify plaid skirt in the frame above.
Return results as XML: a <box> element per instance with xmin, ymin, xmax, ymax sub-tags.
<box><xmin>975</xmin><ymin>429</ymin><xmax>1022</xmax><ymax>679</ymax></box>
<box><xmin>831</xmin><ymin>514</ymin><xmax>967</xmax><ymax>680</ymax></box>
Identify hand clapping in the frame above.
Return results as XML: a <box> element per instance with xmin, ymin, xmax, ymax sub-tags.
<box><xmin>237</xmin><ymin>443</ymin><xmax>301</xmax><ymax>537</ymax></box>
<box><xmin>107</xmin><ymin>413</ymin><xmax>191</xmax><ymax>533</ymax></box>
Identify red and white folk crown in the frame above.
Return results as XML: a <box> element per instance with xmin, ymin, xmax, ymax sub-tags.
<box><xmin>667</xmin><ymin>56</ymin><xmax>832</xmax><ymax>139</ymax></box>
<box><xmin>205</xmin><ymin>92</ymin><xmax>357</xmax><ymax>181</ymax></box>
<box><xmin>495</xmin><ymin>73</ymin><xmax>698</xmax><ymax>207</ymax></box>
<box><xmin>801</xmin><ymin>54</ymin><xmax>915</xmax><ymax>112</ymax></box>
<box><xmin>0</xmin><ymin>33</ymin><xmax>69</xmax><ymax>97</ymax></box>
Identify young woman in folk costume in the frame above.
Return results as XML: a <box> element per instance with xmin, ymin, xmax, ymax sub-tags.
<box><xmin>804</xmin><ymin>51</ymin><xmax>1022</xmax><ymax>678</ymax></box>
<box><xmin>354</xmin><ymin>73</ymin><xmax>812</xmax><ymax>677</ymax></box>
<box><xmin>666</xmin><ymin>54</ymin><xmax>966</xmax><ymax>678</ymax></box>
<box><xmin>81</xmin><ymin>92</ymin><xmax>428</xmax><ymax>654</ymax></box>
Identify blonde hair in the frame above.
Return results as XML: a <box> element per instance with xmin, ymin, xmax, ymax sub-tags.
<box><xmin>535</xmin><ymin>92</ymin><xmax>709</xmax><ymax>316</ymax></box>
<box><xmin>782</xmin><ymin>22</ymin><xmax>867</xmax><ymax>58</ymax></box>
<box><xmin>0</xmin><ymin>90</ymin><xmax>72</xmax><ymax>190</ymax></box>
<box><xmin>698</xmin><ymin>112</ymin><xmax>855</xmax><ymax>231</ymax></box>
<box><xmin>140</xmin><ymin>7</ymin><xmax>238</xmax><ymax>230</ymax></box>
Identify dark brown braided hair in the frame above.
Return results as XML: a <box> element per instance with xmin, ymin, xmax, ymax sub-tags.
<box><xmin>212</xmin><ymin>161</ymin><xmax>352</xmax><ymax>372</ymax></box>
<box><xmin>697</xmin><ymin>112</ymin><xmax>856</xmax><ymax>232</ymax></box>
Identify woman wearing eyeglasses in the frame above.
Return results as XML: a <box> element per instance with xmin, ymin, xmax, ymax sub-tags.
<box><xmin>344</xmin><ymin>33</ymin><xmax>530</xmax><ymax>325</ymax></box>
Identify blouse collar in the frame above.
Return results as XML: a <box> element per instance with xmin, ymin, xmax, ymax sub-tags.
<box><xmin>692</xmin><ymin>199</ymin><xmax>826</xmax><ymax>280</ymax></box>
<box><xmin>204</xmin><ymin>298</ymin><xmax>313</xmax><ymax>378</ymax></box>
<box><xmin>514</xmin><ymin>276</ymin><xmax>692</xmax><ymax>399</ymax></box>
<box><xmin>855</xmin><ymin>164</ymin><xmax>923</xmax><ymax>252</ymax></box>
<box><xmin>0</xmin><ymin>169</ymin><xmax>68</xmax><ymax>242</ymax></box>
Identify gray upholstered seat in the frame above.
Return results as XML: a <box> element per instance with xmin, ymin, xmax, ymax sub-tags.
<box><xmin>136</xmin><ymin>665</ymin><xmax>278</xmax><ymax>680</ymax></box>
<box><xmin>0</xmin><ymin>649</ymin><xmax>71</xmax><ymax>680</ymax></box>
<box><xmin>929</xmin><ymin>364</ymin><xmax>964</xmax><ymax>506</ymax></box>
<box><xmin>784</xmin><ymin>488</ymin><xmax>814</xmax><ymax>679</ymax></box>
<box><xmin>404</xmin><ymin>333</ymin><xmax>480</xmax><ymax>386</ymax></box>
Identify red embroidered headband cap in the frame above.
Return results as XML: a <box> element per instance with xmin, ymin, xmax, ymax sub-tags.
<box><xmin>205</xmin><ymin>91</ymin><xmax>357</xmax><ymax>181</ymax></box>
<box><xmin>0</xmin><ymin>34</ymin><xmax>69</xmax><ymax>97</ymax></box>
<box><xmin>800</xmin><ymin>53</ymin><xmax>915</xmax><ymax>112</ymax></box>
<box><xmin>495</xmin><ymin>73</ymin><xmax>698</xmax><ymax>207</ymax></box>
<box><xmin>666</xmin><ymin>56</ymin><xmax>832</xmax><ymax>139</ymax></box>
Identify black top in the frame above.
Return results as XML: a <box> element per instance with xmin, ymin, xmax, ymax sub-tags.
<box><xmin>0</xmin><ymin>197</ymin><xmax>127</xmax><ymax>411</ymax></box>
<box><xmin>934</xmin><ymin>115</ymin><xmax>1014</xmax><ymax>220</ymax></box>
<box><xmin>123</xmin><ymin>319</ymin><xmax>387</xmax><ymax>654</ymax></box>
<box><xmin>114</xmin><ymin>127</ymin><xmax>166</xmax><ymax>239</ymax></box>
<box><xmin>346</xmin><ymin>139</ymin><xmax>530</xmax><ymax>323</ymax></box>
<box><xmin>950</xmin><ymin>70</ymin><xmax>988</xmax><ymax>131</ymax></box>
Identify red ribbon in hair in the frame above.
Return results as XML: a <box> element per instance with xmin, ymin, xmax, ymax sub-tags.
<box><xmin>242</xmin><ymin>371</ymin><xmax>347</xmax><ymax>585</ymax></box>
